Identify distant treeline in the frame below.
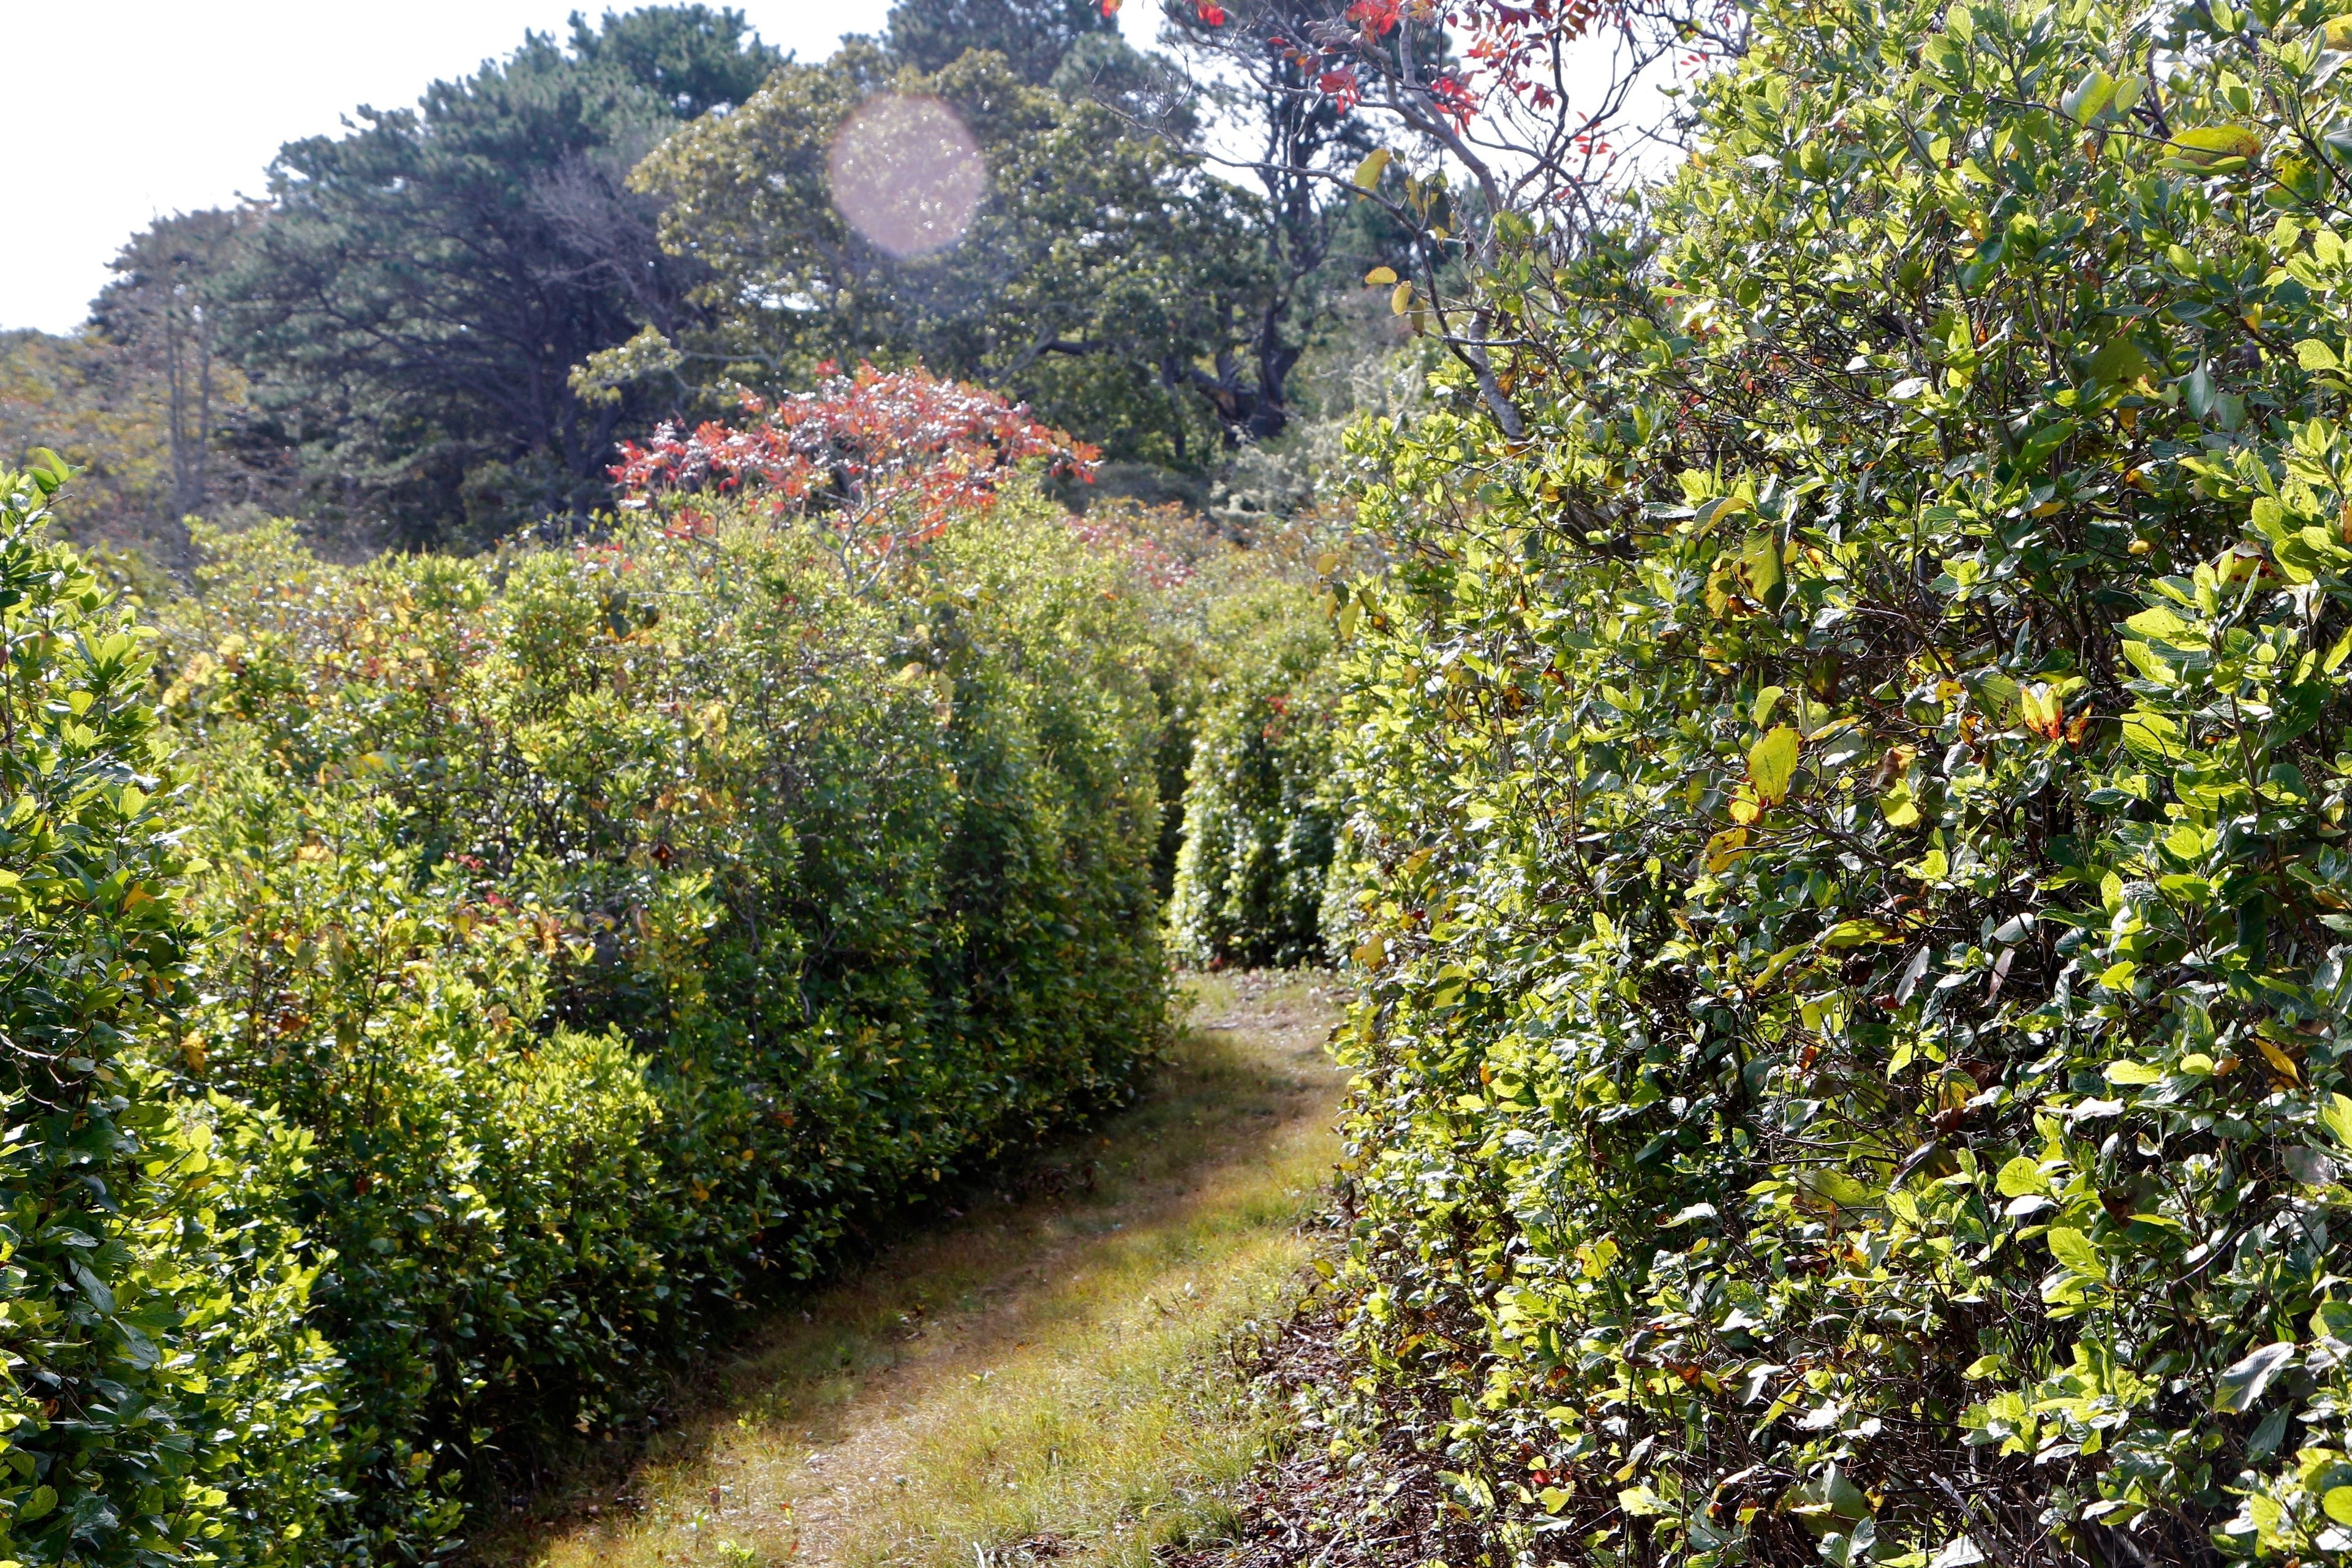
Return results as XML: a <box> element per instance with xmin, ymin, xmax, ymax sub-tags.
<box><xmin>7</xmin><ymin>0</ymin><xmax>1418</xmax><ymax>558</ymax></box>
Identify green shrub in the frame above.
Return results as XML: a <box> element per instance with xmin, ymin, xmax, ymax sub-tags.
<box><xmin>1329</xmin><ymin>1</ymin><xmax>2352</xmax><ymax>1561</ymax></box>
<box><xmin>1168</xmin><ymin>581</ymin><xmax>1340</xmax><ymax>968</ymax></box>
<box><xmin>0</xmin><ymin>457</ymin><xmax>335</xmax><ymax>1568</ymax></box>
<box><xmin>156</xmin><ymin>497</ymin><xmax>1167</xmax><ymax>1554</ymax></box>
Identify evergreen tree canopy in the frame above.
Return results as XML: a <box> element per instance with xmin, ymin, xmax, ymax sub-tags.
<box><xmin>224</xmin><ymin>8</ymin><xmax>780</xmax><ymax>548</ymax></box>
<box><xmin>883</xmin><ymin>0</ymin><xmax>1118</xmax><ymax>83</ymax></box>
<box><xmin>565</xmin><ymin>4</ymin><xmax>779</xmax><ymax>116</ymax></box>
<box><xmin>612</xmin><ymin>43</ymin><xmax>1272</xmax><ymax>472</ymax></box>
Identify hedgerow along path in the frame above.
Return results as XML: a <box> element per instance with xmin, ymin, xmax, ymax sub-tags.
<box><xmin>476</xmin><ymin>972</ymin><xmax>1344</xmax><ymax>1568</ymax></box>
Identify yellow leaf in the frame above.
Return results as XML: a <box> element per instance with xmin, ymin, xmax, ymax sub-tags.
<box><xmin>2168</xmin><ymin>125</ymin><xmax>2264</xmax><ymax>165</ymax></box>
<box><xmin>2258</xmin><ymin>1036</ymin><xmax>2302</xmax><ymax>1084</ymax></box>
<box><xmin>1391</xmin><ymin>281</ymin><xmax>1415</xmax><ymax>315</ymax></box>
<box><xmin>1747</xmin><ymin>725</ymin><xmax>1801</xmax><ymax>806</ymax></box>
<box><xmin>1353</xmin><ymin>148</ymin><xmax>1393</xmax><ymax>189</ymax></box>
<box><xmin>1364</xmin><ymin>266</ymin><xmax>1398</xmax><ymax>287</ymax></box>
<box><xmin>1705</xmin><ymin>828</ymin><xmax>1751</xmax><ymax>873</ymax></box>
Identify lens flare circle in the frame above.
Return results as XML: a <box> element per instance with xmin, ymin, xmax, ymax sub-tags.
<box><xmin>827</xmin><ymin>95</ymin><xmax>987</xmax><ymax>260</ymax></box>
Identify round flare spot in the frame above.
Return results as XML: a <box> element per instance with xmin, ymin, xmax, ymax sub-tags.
<box><xmin>827</xmin><ymin>95</ymin><xmax>987</xmax><ymax>260</ymax></box>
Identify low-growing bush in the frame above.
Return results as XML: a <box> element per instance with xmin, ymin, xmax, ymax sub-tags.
<box><xmin>153</xmin><ymin>491</ymin><xmax>1169</xmax><ymax>1555</ymax></box>
<box><xmin>1327</xmin><ymin>0</ymin><xmax>2352</xmax><ymax>1561</ymax></box>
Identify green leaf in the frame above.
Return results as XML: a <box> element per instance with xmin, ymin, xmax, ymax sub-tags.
<box><xmin>2214</xmin><ymin>1340</ymin><xmax>2297</xmax><ymax>1413</ymax></box>
<box><xmin>1824</xmin><ymin>1467</ymin><xmax>1872</xmax><ymax>1520</ymax></box>
<box><xmin>1748</xmin><ymin>726</ymin><xmax>1801</xmax><ymax>805</ymax></box>
<box><xmin>20</xmin><ymin>1485</ymin><xmax>55</xmax><ymax>1521</ymax></box>
<box><xmin>2105</xmin><ymin>1060</ymin><xmax>2163</xmax><ymax>1085</ymax></box>
<box><xmin>1741</xmin><ymin>529</ymin><xmax>1785</xmax><ymax>609</ymax></box>
<box><xmin>2090</xmin><ymin>337</ymin><xmax>2150</xmax><ymax>383</ymax></box>
<box><xmin>2120</xmin><ymin>709</ymin><xmax>2184</xmax><ymax>761</ymax></box>
<box><xmin>1995</xmin><ymin>1155</ymin><xmax>2046</xmax><ymax>1196</ymax></box>
<box><xmin>2326</xmin><ymin>1485</ymin><xmax>2352</xmax><ymax>1526</ymax></box>
<box><xmin>2299</xmin><ymin>338</ymin><xmax>2343</xmax><ymax>371</ymax></box>
<box><xmin>2062</xmin><ymin>68</ymin><xmax>2115</xmax><ymax>124</ymax></box>
<box><xmin>1798</xmin><ymin>1167</ymin><xmax>1874</xmax><ymax>1208</ymax></box>
<box><xmin>2313</xmin><ymin>1301</ymin><xmax>2352</xmax><ymax>1344</ymax></box>
<box><xmin>2322</xmin><ymin>1091</ymin><xmax>2352</xmax><ymax>1149</ymax></box>
<box><xmin>2046</xmin><ymin>1226</ymin><xmax>2101</xmax><ymax>1275</ymax></box>
<box><xmin>2014</xmin><ymin>418</ymin><xmax>2078</xmax><ymax>470</ymax></box>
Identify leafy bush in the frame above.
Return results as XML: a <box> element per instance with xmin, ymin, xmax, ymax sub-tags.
<box><xmin>1168</xmin><ymin>580</ymin><xmax>1341</xmax><ymax>968</ymax></box>
<box><xmin>155</xmin><ymin>492</ymin><xmax>1169</xmax><ymax>1554</ymax></box>
<box><xmin>1327</xmin><ymin>0</ymin><xmax>2352</xmax><ymax>1561</ymax></box>
<box><xmin>0</xmin><ymin>457</ymin><xmax>335</xmax><ymax>1568</ymax></box>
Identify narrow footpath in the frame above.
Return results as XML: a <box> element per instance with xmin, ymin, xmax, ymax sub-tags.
<box><xmin>481</xmin><ymin>972</ymin><xmax>1346</xmax><ymax>1568</ymax></box>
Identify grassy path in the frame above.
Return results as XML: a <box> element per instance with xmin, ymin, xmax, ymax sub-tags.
<box><xmin>479</xmin><ymin>972</ymin><xmax>1344</xmax><ymax>1568</ymax></box>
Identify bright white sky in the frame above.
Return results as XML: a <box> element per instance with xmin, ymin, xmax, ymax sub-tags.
<box><xmin>0</xmin><ymin>1</ymin><xmax>1150</xmax><ymax>335</ymax></box>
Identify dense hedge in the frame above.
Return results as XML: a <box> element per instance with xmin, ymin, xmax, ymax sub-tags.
<box><xmin>0</xmin><ymin>460</ymin><xmax>339</xmax><ymax>1568</ymax></box>
<box><xmin>71</xmin><ymin>496</ymin><xmax>1166</xmax><ymax>1562</ymax></box>
<box><xmin>1167</xmin><ymin>580</ymin><xmax>1341</xmax><ymax>968</ymax></box>
<box><xmin>1327</xmin><ymin>1</ymin><xmax>2352</xmax><ymax>1562</ymax></box>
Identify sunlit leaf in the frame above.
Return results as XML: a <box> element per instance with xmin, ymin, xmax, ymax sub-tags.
<box><xmin>2214</xmin><ymin>1341</ymin><xmax>2297</xmax><ymax>1412</ymax></box>
<box><xmin>1748</xmin><ymin>725</ymin><xmax>1801</xmax><ymax>805</ymax></box>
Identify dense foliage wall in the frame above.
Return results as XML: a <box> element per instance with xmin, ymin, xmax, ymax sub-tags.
<box><xmin>1324</xmin><ymin>0</ymin><xmax>2352</xmax><ymax>1561</ymax></box>
<box><xmin>1168</xmin><ymin>579</ymin><xmax>1342</xmax><ymax>968</ymax></box>
<box><xmin>1</xmin><ymin>482</ymin><xmax>1168</xmax><ymax>1567</ymax></box>
<box><xmin>0</xmin><ymin>459</ymin><xmax>339</xmax><ymax>1568</ymax></box>
<box><xmin>153</xmin><ymin>500</ymin><xmax>1166</xmax><ymax>1555</ymax></box>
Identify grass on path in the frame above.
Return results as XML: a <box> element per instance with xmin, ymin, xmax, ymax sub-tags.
<box><xmin>478</xmin><ymin>971</ymin><xmax>1343</xmax><ymax>1568</ymax></box>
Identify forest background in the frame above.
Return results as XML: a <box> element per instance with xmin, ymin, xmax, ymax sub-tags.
<box><xmin>0</xmin><ymin>0</ymin><xmax>1449</xmax><ymax>564</ymax></box>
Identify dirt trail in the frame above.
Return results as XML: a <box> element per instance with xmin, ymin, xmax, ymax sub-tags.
<box><xmin>483</xmin><ymin>972</ymin><xmax>1345</xmax><ymax>1568</ymax></box>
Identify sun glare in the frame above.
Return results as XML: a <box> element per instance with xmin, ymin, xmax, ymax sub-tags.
<box><xmin>826</xmin><ymin>94</ymin><xmax>986</xmax><ymax>260</ymax></box>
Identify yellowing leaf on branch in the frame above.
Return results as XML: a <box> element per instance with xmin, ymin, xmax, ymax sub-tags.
<box><xmin>2257</xmin><ymin>1036</ymin><xmax>2302</xmax><ymax>1084</ymax></box>
<box><xmin>1705</xmin><ymin>827</ymin><xmax>1751</xmax><ymax>872</ymax></box>
<box><xmin>2020</xmin><ymin>683</ymin><xmax>2065</xmax><ymax>740</ymax></box>
<box><xmin>2167</xmin><ymin>126</ymin><xmax>2263</xmax><ymax>165</ymax></box>
<box><xmin>1740</xmin><ymin>529</ymin><xmax>1785</xmax><ymax>610</ymax></box>
<box><xmin>1748</xmin><ymin>725</ymin><xmax>1801</xmax><ymax>805</ymax></box>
